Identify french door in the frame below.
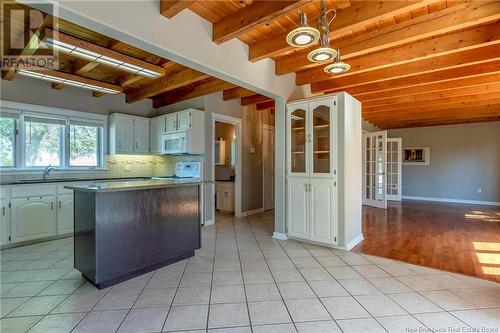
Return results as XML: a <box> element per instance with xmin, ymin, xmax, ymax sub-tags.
<box><xmin>386</xmin><ymin>138</ymin><xmax>402</xmax><ymax>201</ymax></box>
<box><xmin>362</xmin><ymin>131</ymin><xmax>387</xmax><ymax>209</ymax></box>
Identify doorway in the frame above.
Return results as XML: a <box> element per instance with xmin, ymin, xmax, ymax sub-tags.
<box><xmin>211</xmin><ymin>113</ymin><xmax>242</xmax><ymax>223</ymax></box>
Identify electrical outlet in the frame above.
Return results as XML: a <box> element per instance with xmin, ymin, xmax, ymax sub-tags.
<box><xmin>124</xmin><ymin>164</ymin><xmax>132</xmax><ymax>172</ymax></box>
<box><xmin>477</xmin><ymin>187</ymin><xmax>483</xmax><ymax>194</ymax></box>
<box><xmin>250</xmin><ymin>147</ymin><xmax>255</xmax><ymax>154</ymax></box>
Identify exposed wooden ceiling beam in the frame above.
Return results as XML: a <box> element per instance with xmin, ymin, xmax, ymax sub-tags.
<box><xmin>362</xmin><ymin>82</ymin><xmax>500</xmax><ymax>108</ymax></box>
<box><xmin>249</xmin><ymin>0</ymin><xmax>439</xmax><ymax>62</ymax></box>
<box><xmin>18</xmin><ymin>65</ymin><xmax>123</xmax><ymax>93</ymax></box>
<box><xmin>223</xmin><ymin>87</ymin><xmax>256</xmax><ymax>100</ymax></box>
<box><xmin>256</xmin><ymin>100</ymin><xmax>276</xmax><ymax>111</ymax></box>
<box><xmin>294</xmin><ymin>22</ymin><xmax>500</xmax><ymax>83</ymax></box>
<box><xmin>374</xmin><ymin>115</ymin><xmax>500</xmax><ymax>129</ymax></box>
<box><xmin>160</xmin><ymin>0</ymin><xmax>196</xmax><ymax>19</ymax></box>
<box><xmin>43</xmin><ymin>28</ymin><xmax>165</xmax><ymax>75</ymax></box>
<box><xmin>126</xmin><ymin>68</ymin><xmax>209</xmax><ymax>103</ymax></box>
<box><xmin>51</xmin><ymin>82</ymin><xmax>64</xmax><ymax>90</ymax></box>
<box><xmin>312</xmin><ymin>59</ymin><xmax>500</xmax><ymax>94</ymax></box>
<box><xmin>299</xmin><ymin>43</ymin><xmax>500</xmax><ymax>87</ymax></box>
<box><xmin>276</xmin><ymin>1</ymin><xmax>500</xmax><ymax>74</ymax></box>
<box><xmin>241</xmin><ymin>94</ymin><xmax>273</xmax><ymax>106</ymax></box>
<box><xmin>213</xmin><ymin>0</ymin><xmax>310</xmax><ymax>44</ymax></box>
<box><xmin>92</xmin><ymin>91</ymin><xmax>105</xmax><ymax>98</ymax></box>
<box><xmin>353</xmin><ymin>72</ymin><xmax>500</xmax><ymax>102</ymax></box>
<box><xmin>153</xmin><ymin>79</ymin><xmax>235</xmax><ymax>108</ymax></box>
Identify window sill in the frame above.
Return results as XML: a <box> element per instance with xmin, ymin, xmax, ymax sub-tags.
<box><xmin>0</xmin><ymin>168</ymin><xmax>108</xmax><ymax>175</ymax></box>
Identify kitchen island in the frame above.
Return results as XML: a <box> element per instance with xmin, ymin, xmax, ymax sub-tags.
<box><xmin>66</xmin><ymin>179</ymin><xmax>204</xmax><ymax>289</ymax></box>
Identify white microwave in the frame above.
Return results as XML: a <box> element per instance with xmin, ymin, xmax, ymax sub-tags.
<box><xmin>162</xmin><ymin>131</ymin><xmax>189</xmax><ymax>154</ymax></box>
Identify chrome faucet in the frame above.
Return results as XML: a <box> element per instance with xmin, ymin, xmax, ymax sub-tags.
<box><xmin>43</xmin><ymin>164</ymin><xmax>57</xmax><ymax>179</ymax></box>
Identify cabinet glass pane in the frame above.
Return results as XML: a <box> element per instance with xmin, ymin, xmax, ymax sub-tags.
<box><xmin>290</xmin><ymin>108</ymin><xmax>306</xmax><ymax>173</ymax></box>
<box><xmin>312</xmin><ymin>104</ymin><xmax>330</xmax><ymax>173</ymax></box>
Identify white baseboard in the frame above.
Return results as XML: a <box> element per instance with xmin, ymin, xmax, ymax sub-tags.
<box><xmin>203</xmin><ymin>219</ymin><xmax>214</xmax><ymax>226</ymax></box>
<box><xmin>272</xmin><ymin>232</ymin><xmax>288</xmax><ymax>240</ymax></box>
<box><xmin>239</xmin><ymin>207</ymin><xmax>265</xmax><ymax>217</ymax></box>
<box><xmin>345</xmin><ymin>233</ymin><xmax>364</xmax><ymax>251</ymax></box>
<box><xmin>402</xmin><ymin>196</ymin><xmax>500</xmax><ymax>207</ymax></box>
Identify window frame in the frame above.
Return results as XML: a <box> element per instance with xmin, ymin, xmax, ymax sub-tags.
<box><xmin>0</xmin><ymin>100</ymin><xmax>107</xmax><ymax>172</ymax></box>
<box><xmin>0</xmin><ymin>114</ymin><xmax>19</xmax><ymax>169</ymax></box>
<box><xmin>67</xmin><ymin>121</ymin><xmax>104</xmax><ymax>168</ymax></box>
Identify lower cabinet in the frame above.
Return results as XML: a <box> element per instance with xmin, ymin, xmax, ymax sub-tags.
<box><xmin>1</xmin><ymin>199</ymin><xmax>11</xmax><ymax>246</ymax></box>
<box><xmin>57</xmin><ymin>194</ymin><xmax>74</xmax><ymax>235</ymax></box>
<box><xmin>216</xmin><ymin>182</ymin><xmax>235</xmax><ymax>212</ymax></box>
<box><xmin>11</xmin><ymin>196</ymin><xmax>56</xmax><ymax>243</ymax></box>
<box><xmin>287</xmin><ymin>177</ymin><xmax>337</xmax><ymax>246</ymax></box>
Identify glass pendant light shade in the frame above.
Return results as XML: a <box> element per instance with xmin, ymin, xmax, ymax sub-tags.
<box><xmin>286</xmin><ymin>13</ymin><xmax>320</xmax><ymax>47</ymax></box>
<box><xmin>324</xmin><ymin>49</ymin><xmax>350</xmax><ymax>74</ymax></box>
<box><xmin>307</xmin><ymin>34</ymin><xmax>337</xmax><ymax>63</ymax></box>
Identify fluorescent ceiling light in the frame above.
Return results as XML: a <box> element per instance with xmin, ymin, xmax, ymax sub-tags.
<box><xmin>44</xmin><ymin>37</ymin><xmax>163</xmax><ymax>78</ymax></box>
<box><xmin>18</xmin><ymin>69</ymin><xmax>120</xmax><ymax>94</ymax></box>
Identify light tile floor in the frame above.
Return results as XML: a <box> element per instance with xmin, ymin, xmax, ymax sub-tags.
<box><xmin>1</xmin><ymin>211</ymin><xmax>499</xmax><ymax>333</ymax></box>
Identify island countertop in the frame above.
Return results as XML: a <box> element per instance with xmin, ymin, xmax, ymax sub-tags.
<box><xmin>65</xmin><ymin>178</ymin><xmax>208</xmax><ymax>192</ymax></box>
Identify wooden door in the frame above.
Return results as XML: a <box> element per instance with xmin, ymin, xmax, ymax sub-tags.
<box><xmin>362</xmin><ymin>131</ymin><xmax>387</xmax><ymax>209</ymax></box>
<box><xmin>387</xmin><ymin>138</ymin><xmax>402</xmax><ymax>201</ymax></box>
<box><xmin>263</xmin><ymin>125</ymin><xmax>275</xmax><ymax>211</ymax></box>
<box><xmin>309</xmin><ymin>178</ymin><xmax>337</xmax><ymax>245</ymax></box>
<box><xmin>287</xmin><ymin>177</ymin><xmax>309</xmax><ymax>239</ymax></box>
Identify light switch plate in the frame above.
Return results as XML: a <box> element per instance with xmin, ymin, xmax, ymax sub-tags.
<box><xmin>250</xmin><ymin>147</ymin><xmax>255</xmax><ymax>154</ymax></box>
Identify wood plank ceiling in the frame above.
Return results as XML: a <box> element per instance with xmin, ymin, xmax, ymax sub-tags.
<box><xmin>1</xmin><ymin>3</ymin><xmax>237</xmax><ymax>108</ymax></box>
<box><xmin>170</xmin><ymin>0</ymin><xmax>500</xmax><ymax>129</ymax></box>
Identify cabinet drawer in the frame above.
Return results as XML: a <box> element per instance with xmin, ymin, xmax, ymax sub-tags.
<box><xmin>11</xmin><ymin>184</ymin><xmax>57</xmax><ymax>198</ymax></box>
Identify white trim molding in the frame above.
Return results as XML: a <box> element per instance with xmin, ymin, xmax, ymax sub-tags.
<box><xmin>345</xmin><ymin>233</ymin><xmax>364</xmax><ymax>251</ymax></box>
<box><xmin>402</xmin><ymin>196</ymin><xmax>500</xmax><ymax>207</ymax></box>
<box><xmin>272</xmin><ymin>232</ymin><xmax>288</xmax><ymax>240</ymax></box>
<box><xmin>238</xmin><ymin>207</ymin><xmax>265</xmax><ymax>217</ymax></box>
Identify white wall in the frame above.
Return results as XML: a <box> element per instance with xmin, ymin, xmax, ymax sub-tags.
<box><xmin>389</xmin><ymin>121</ymin><xmax>500</xmax><ymax>204</ymax></box>
<box><xmin>1</xmin><ymin>75</ymin><xmax>154</xmax><ymax>117</ymax></box>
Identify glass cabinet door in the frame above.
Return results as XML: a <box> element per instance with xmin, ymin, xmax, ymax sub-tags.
<box><xmin>309</xmin><ymin>100</ymin><xmax>335</xmax><ymax>176</ymax></box>
<box><xmin>288</xmin><ymin>105</ymin><xmax>308</xmax><ymax>175</ymax></box>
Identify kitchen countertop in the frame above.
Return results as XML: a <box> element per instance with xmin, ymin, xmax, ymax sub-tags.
<box><xmin>65</xmin><ymin>179</ymin><xmax>208</xmax><ymax>193</ymax></box>
<box><xmin>0</xmin><ymin>177</ymin><xmax>152</xmax><ymax>186</ymax></box>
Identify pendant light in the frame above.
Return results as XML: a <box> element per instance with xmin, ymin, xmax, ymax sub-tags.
<box><xmin>286</xmin><ymin>13</ymin><xmax>320</xmax><ymax>47</ymax></box>
<box><xmin>324</xmin><ymin>49</ymin><xmax>351</xmax><ymax>74</ymax></box>
<box><xmin>286</xmin><ymin>0</ymin><xmax>350</xmax><ymax>74</ymax></box>
<box><xmin>307</xmin><ymin>34</ymin><xmax>337</xmax><ymax>63</ymax></box>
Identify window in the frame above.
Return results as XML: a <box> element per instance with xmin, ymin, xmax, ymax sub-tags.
<box><xmin>69</xmin><ymin>122</ymin><xmax>102</xmax><ymax>167</ymax></box>
<box><xmin>0</xmin><ymin>116</ymin><xmax>16</xmax><ymax>168</ymax></box>
<box><xmin>25</xmin><ymin>116</ymin><xmax>64</xmax><ymax>167</ymax></box>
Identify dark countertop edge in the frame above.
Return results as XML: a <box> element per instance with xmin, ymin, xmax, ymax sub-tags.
<box><xmin>66</xmin><ymin>181</ymin><xmax>211</xmax><ymax>193</ymax></box>
<box><xmin>0</xmin><ymin>177</ymin><xmax>153</xmax><ymax>186</ymax></box>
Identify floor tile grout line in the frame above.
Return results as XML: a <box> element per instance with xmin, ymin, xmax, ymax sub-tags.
<box><xmin>203</xmin><ymin>219</ymin><xmax>218</xmax><ymax>333</ymax></box>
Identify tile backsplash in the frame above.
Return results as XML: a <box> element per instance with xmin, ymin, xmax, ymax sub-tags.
<box><xmin>0</xmin><ymin>154</ymin><xmax>204</xmax><ymax>183</ymax></box>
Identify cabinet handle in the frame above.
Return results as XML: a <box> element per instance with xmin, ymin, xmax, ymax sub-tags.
<box><xmin>51</xmin><ymin>202</ymin><xmax>54</xmax><ymax>210</ymax></box>
<box><xmin>136</xmin><ymin>142</ymin><xmax>138</xmax><ymax>149</ymax></box>
<box><xmin>119</xmin><ymin>141</ymin><xmax>122</xmax><ymax>149</ymax></box>
<box><xmin>2</xmin><ymin>206</ymin><xmax>5</xmax><ymax>216</ymax></box>
<box><xmin>59</xmin><ymin>201</ymin><xmax>61</xmax><ymax>209</ymax></box>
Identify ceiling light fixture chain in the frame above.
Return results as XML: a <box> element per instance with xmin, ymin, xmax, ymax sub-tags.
<box><xmin>286</xmin><ymin>0</ymin><xmax>350</xmax><ymax>74</ymax></box>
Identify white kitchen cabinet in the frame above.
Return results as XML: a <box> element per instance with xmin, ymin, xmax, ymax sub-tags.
<box><xmin>150</xmin><ymin>116</ymin><xmax>166</xmax><ymax>154</ymax></box>
<box><xmin>134</xmin><ymin>117</ymin><xmax>150</xmax><ymax>153</ymax></box>
<box><xmin>11</xmin><ymin>196</ymin><xmax>56</xmax><ymax>243</ymax></box>
<box><xmin>57</xmin><ymin>194</ymin><xmax>73</xmax><ymax>235</ymax></box>
<box><xmin>109</xmin><ymin>113</ymin><xmax>150</xmax><ymax>154</ymax></box>
<box><xmin>286</xmin><ymin>92</ymin><xmax>362</xmax><ymax>249</ymax></box>
<box><xmin>177</xmin><ymin>111</ymin><xmax>192</xmax><ymax>130</ymax></box>
<box><xmin>1</xmin><ymin>199</ymin><xmax>11</xmax><ymax>246</ymax></box>
<box><xmin>165</xmin><ymin>114</ymin><xmax>178</xmax><ymax>132</ymax></box>
<box><xmin>216</xmin><ymin>182</ymin><xmax>235</xmax><ymax>212</ymax></box>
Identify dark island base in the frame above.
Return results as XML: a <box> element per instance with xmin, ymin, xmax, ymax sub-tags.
<box><xmin>82</xmin><ymin>250</ymin><xmax>194</xmax><ymax>289</ymax></box>
<box><xmin>73</xmin><ymin>185</ymin><xmax>201</xmax><ymax>289</ymax></box>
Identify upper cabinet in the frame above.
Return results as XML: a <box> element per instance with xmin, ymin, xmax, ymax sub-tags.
<box><xmin>109</xmin><ymin>113</ymin><xmax>150</xmax><ymax>155</ymax></box>
<box><xmin>287</xmin><ymin>98</ymin><xmax>336</xmax><ymax>178</ymax></box>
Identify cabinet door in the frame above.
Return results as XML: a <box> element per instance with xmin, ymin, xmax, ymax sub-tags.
<box><xmin>116</xmin><ymin>115</ymin><xmax>134</xmax><ymax>153</ymax></box>
<box><xmin>286</xmin><ymin>178</ymin><xmax>309</xmax><ymax>239</ymax></box>
<box><xmin>177</xmin><ymin>111</ymin><xmax>191</xmax><ymax>130</ymax></box>
<box><xmin>287</xmin><ymin>103</ymin><xmax>309</xmax><ymax>177</ymax></box>
<box><xmin>57</xmin><ymin>194</ymin><xmax>74</xmax><ymax>235</ymax></box>
<box><xmin>150</xmin><ymin>116</ymin><xmax>166</xmax><ymax>154</ymax></box>
<box><xmin>11</xmin><ymin>196</ymin><xmax>56</xmax><ymax>243</ymax></box>
<box><xmin>309</xmin><ymin>179</ymin><xmax>337</xmax><ymax>245</ymax></box>
<box><xmin>165</xmin><ymin>114</ymin><xmax>178</xmax><ymax>133</ymax></box>
<box><xmin>309</xmin><ymin>98</ymin><xmax>336</xmax><ymax>177</ymax></box>
<box><xmin>0</xmin><ymin>199</ymin><xmax>10</xmax><ymax>246</ymax></box>
<box><xmin>134</xmin><ymin>117</ymin><xmax>150</xmax><ymax>153</ymax></box>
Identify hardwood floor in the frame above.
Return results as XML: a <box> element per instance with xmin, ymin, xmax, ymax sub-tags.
<box><xmin>354</xmin><ymin>200</ymin><xmax>500</xmax><ymax>283</ymax></box>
